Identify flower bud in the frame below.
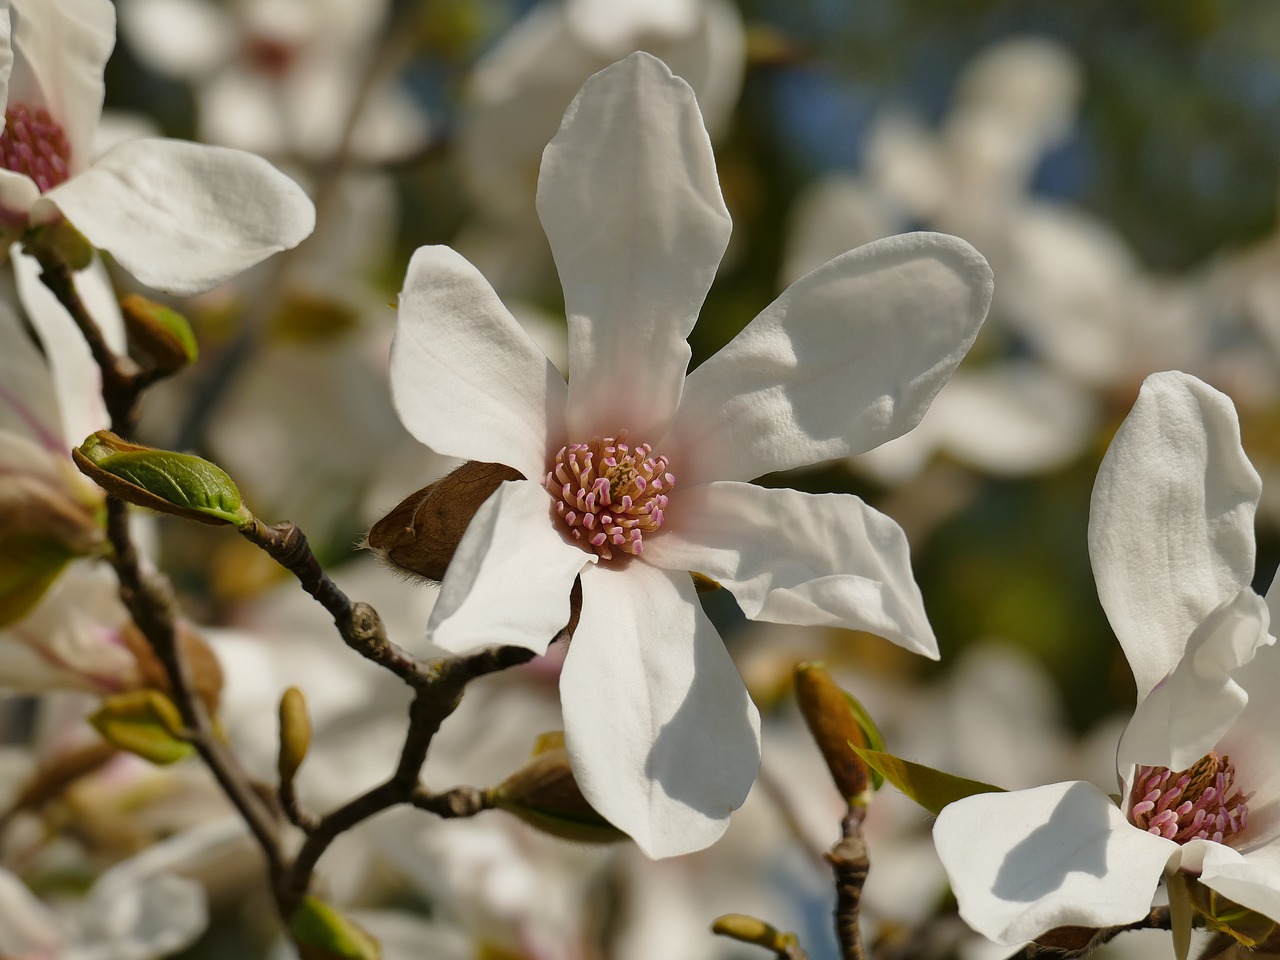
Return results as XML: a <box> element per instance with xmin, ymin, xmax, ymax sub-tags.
<box><xmin>0</xmin><ymin>464</ymin><xmax>105</xmax><ymax>626</ymax></box>
<box><xmin>365</xmin><ymin>461</ymin><xmax>522</xmax><ymax>582</ymax></box>
<box><xmin>22</xmin><ymin>219</ymin><xmax>93</xmax><ymax>271</ymax></box>
<box><xmin>277</xmin><ymin>686</ymin><xmax>312</xmax><ymax>784</ymax></box>
<box><xmin>74</xmin><ymin>431</ymin><xmax>253</xmax><ymax>527</ymax></box>
<box><xmin>290</xmin><ymin>897</ymin><xmax>382</xmax><ymax>960</ymax></box>
<box><xmin>491</xmin><ymin>732</ymin><xmax>626</xmax><ymax>843</ymax></box>
<box><xmin>711</xmin><ymin>914</ymin><xmax>801</xmax><ymax>953</ymax></box>
<box><xmin>794</xmin><ymin>662</ymin><xmax>881</xmax><ymax>803</ymax></box>
<box><xmin>120</xmin><ymin>294</ymin><xmax>198</xmax><ymax>373</ymax></box>
<box><xmin>89</xmin><ymin>689</ymin><xmax>194</xmax><ymax>765</ymax></box>
<box><xmin>119</xmin><ymin>621</ymin><xmax>224</xmax><ymax>713</ymax></box>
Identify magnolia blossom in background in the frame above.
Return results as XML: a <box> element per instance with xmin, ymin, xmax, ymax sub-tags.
<box><xmin>390</xmin><ymin>51</ymin><xmax>993</xmax><ymax>857</ymax></box>
<box><xmin>934</xmin><ymin>371</ymin><xmax>1280</xmax><ymax>944</ymax></box>
<box><xmin>0</xmin><ymin>0</ymin><xmax>314</xmax><ymax>294</ymax></box>
<box><xmin>454</xmin><ymin>0</ymin><xmax>744</xmax><ymax>298</ymax></box>
<box><xmin>117</xmin><ymin>0</ymin><xmax>428</xmax><ymax>163</ymax></box>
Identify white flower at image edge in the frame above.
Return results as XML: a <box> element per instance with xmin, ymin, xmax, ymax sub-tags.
<box><xmin>390</xmin><ymin>52</ymin><xmax>994</xmax><ymax>858</ymax></box>
<box><xmin>934</xmin><ymin>371</ymin><xmax>1280</xmax><ymax>944</ymax></box>
<box><xmin>0</xmin><ymin>0</ymin><xmax>313</xmax><ymax>295</ymax></box>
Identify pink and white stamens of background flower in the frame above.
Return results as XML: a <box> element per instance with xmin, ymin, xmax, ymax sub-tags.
<box><xmin>389</xmin><ymin>51</ymin><xmax>993</xmax><ymax>858</ymax></box>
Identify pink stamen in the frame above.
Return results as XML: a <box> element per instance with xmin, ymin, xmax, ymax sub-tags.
<box><xmin>545</xmin><ymin>431</ymin><xmax>674</xmax><ymax>561</ymax></box>
<box><xmin>1128</xmin><ymin>754</ymin><xmax>1252</xmax><ymax>846</ymax></box>
<box><xmin>0</xmin><ymin>105</ymin><xmax>71</xmax><ymax>192</ymax></box>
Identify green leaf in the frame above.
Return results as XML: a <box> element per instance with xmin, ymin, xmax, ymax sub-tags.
<box><xmin>290</xmin><ymin>897</ymin><xmax>382</xmax><ymax>960</ymax></box>
<box><xmin>121</xmin><ymin>294</ymin><xmax>198</xmax><ymax>371</ymax></box>
<box><xmin>89</xmin><ymin>691</ymin><xmax>194</xmax><ymax>765</ymax></box>
<box><xmin>74</xmin><ymin>432</ymin><xmax>252</xmax><ymax>527</ymax></box>
<box><xmin>1190</xmin><ymin>878</ymin><xmax>1278</xmax><ymax>946</ymax></box>
<box><xmin>851</xmin><ymin>747</ymin><xmax>1004</xmax><ymax>815</ymax></box>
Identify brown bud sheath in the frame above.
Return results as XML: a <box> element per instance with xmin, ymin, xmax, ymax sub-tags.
<box><xmin>120</xmin><ymin>621</ymin><xmax>224</xmax><ymax>713</ymax></box>
<box><xmin>794</xmin><ymin>662</ymin><xmax>873</xmax><ymax>803</ymax></box>
<box><xmin>491</xmin><ymin>734</ymin><xmax>625</xmax><ymax>843</ymax></box>
<box><xmin>365</xmin><ymin>461</ymin><xmax>522</xmax><ymax>582</ymax></box>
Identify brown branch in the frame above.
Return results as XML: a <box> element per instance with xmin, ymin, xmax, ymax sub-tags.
<box><xmin>239</xmin><ymin>518</ymin><xmax>429</xmax><ymax>684</ymax></box>
<box><xmin>1009</xmin><ymin>907</ymin><xmax>1174</xmax><ymax>960</ymax></box>
<box><xmin>828</xmin><ymin>807</ymin><xmax>870</xmax><ymax>960</ymax></box>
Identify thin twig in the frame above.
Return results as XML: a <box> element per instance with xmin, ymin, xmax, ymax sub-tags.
<box><xmin>828</xmin><ymin>806</ymin><xmax>870</xmax><ymax>960</ymax></box>
<box><xmin>1008</xmin><ymin>907</ymin><xmax>1173</xmax><ymax>960</ymax></box>
<box><xmin>239</xmin><ymin>518</ymin><xmax>428</xmax><ymax>684</ymax></box>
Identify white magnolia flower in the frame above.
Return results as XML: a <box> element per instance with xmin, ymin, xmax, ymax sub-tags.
<box><xmin>390</xmin><ymin>52</ymin><xmax>993</xmax><ymax>857</ymax></box>
<box><xmin>0</xmin><ymin>0</ymin><xmax>314</xmax><ymax>295</ymax></box>
<box><xmin>934</xmin><ymin>371</ymin><xmax>1280</xmax><ymax>944</ymax></box>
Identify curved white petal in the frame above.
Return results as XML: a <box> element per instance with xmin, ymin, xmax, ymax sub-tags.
<box><xmin>933</xmin><ymin>781</ymin><xmax>1177</xmax><ymax>945</ymax></box>
<box><xmin>390</xmin><ymin>245</ymin><xmax>568</xmax><ymax>478</ymax></box>
<box><xmin>1219</xmin><ymin>640</ymin><xmax>1280</xmax><ymax>850</ymax></box>
<box><xmin>0</xmin><ymin>9</ymin><xmax>12</xmax><ymax>120</ymax></box>
<box><xmin>1119</xmin><ymin>590</ymin><xmax>1271</xmax><ymax>772</ymax></box>
<box><xmin>427</xmin><ymin>480</ymin><xmax>593</xmax><ymax>656</ymax></box>
<box><xmin>1192</xmin><ymin>840</ymin><xmax>1280</xmax><ymax>923</ymax></box>
<box><xmin>0</xmin><ymin>868</ymin><xmax>63</xmax><ymax>954</ymax></box>
<box><xmin>12</xmin><ymin>248</ymin><xmax>118</xmax><ymax>446</ymax></box>
<box><xmin>1090</xmin><ymin>372</ymin><xmax>1261</xmax><ymax>700</ymax></box>
<box><xmin>7</xmin><ymin>0</ymin><xmax>115</xmax><ymax>173</ymax></box>
<box><xmin>672</xmin><ymin>232</ymin><xmax>993</xmax><ymax>485</ymax></box>
<box><xmin>0</xmin><ymin>168</ymin><xmax>38</xmax><ymax>222</ymax></box>
<box><xmin>562</xmin><ymin>561</ymin><xmax>760</xmax><ymax>858</ymax></box>
<box><xmin>40</xmin><ymin>138</ymin><xmax>315</xmax><ymax>295</ymax></box>
<box><xmin>537</xmin><ymin>51</ymin><xmax>731</xmax><ymax>441</ymax></box>
<box><xmin>643</xmin><ymin>481</ymin><xmax>937</xmax><ymax>657</ymax></box>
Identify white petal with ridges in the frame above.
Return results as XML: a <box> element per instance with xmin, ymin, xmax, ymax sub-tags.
<box><xmin>1219</xmin><ymin>639</ymin><xmax>1280</xmax><ymax>849</ymax></box>
<box><xmin>39</xmin><ymin>138</ymin><xmax>315</xmax><ymax>295</ymax></box>
<box><xmin>1119</xmin><ymin>589</ymin><xmax>1271</xmax><ymax>772</ymax></box>
<box><xmin>643</xmin><ymin>481</ymin><xmax>937</xmax><ymax>657</ymax></box>
<box><xmin>391</xmin><ymin>245</ymin><xmax>568</xmax><ymax>478</ymax></box>
<box><xmin>537</xmin><ymin>52</ymin><xmax>731</xmax><ymax>441</ymax></box>
<box><xmin>427</xmin><ymin>480</ymin><xmax>592</xmax><ymax>656</ymax></box>
<box><xmin>7</xmin><ymin>0</ymin><xmax>115</xmax><ymax>173</ymax></box>
<box><xmin>672</xmin><ymin>232</ymin><xmax>993</xmax><ymax>485</ymax></box>
<box><xmin>933</xmin><ymin>781</ymin><xmax>1176</xmax><ymax>945</ymax></box>
<box><xmin>562</xmin><ymin>561</ymin><xmax>760</xmax><ymax>858</ymax></box>
<box><xmin>1090</xmin><ymin>372</ymin><xmax>1261</xmax><ymax>700</ymax></box>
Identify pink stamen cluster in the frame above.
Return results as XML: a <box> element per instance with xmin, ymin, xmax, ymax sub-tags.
<box><xmin>545</xmin><ymin>433</ymin><xmax>674</xmax><ymax>560</ymax></box>
<box><xmin>0</xmin><ymin>105</ymin><xmax>70</xmax><ymax>192</ymax></box>
<box><xmin>1129</xmin><ymin>753</ymin><xmax>1252</xmax><ymax>844</ymax></box>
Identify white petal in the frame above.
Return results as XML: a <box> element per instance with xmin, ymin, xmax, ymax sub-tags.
<box><xmin>643</xmin><ymin>481</ymin><xmax>937</xmax><ymax>657</ymax></box>
<box><xmin>672</xmin><ymin>232</ymin><xmax>993</xmax><ymax>485</ymax></box>
<box><xmin>0</xmin><ymin>168</ymin><xmax>38</xmax><ymax>221</ymax></box>
<box><xmin>1218</xmin><ymin>640</ymin><xmax>1280</xmax><ymax>849</ymax></box>
<box><xmin>1119</xmin><ymin>590</ymin><xmax>1271</xmax><ymax>772</ymax></box>
<box><xmin>7</xmin><ymin>0</ymin><xmax>115</xmax><ymax>172</ymax></box>
<box><xmin>562</xmin><ymin>561</ymin><xmax>760</xmax><ymax>858</ymax></box>
<box><xmin>933</xmin><ymin>781</ymin><xmax>1177</xmax><ymax>945</ymax></box>
<box><xmin>0</xmin><ymin>9</ymin><xmax>12</xmax><ymax>120</ymax></box>
<box><xmin>12</xmin><ymin>248</ymin><xmax>118</xmax><ymax>447</ymax></box>
<box><xmin>1089</xmin><ymin>372</ymin><xmax>1261</xmax><ymax>700</ymax></box>
<box><xmin>0</xmin><ymin>868</ymin><xmax>63</xmax><ymax>954</ymax></box>
<box><xmin>1192</xmin><ymin>840</ymin><xmax>1280</xmax><ymax>923</ymax></box>
<box><xmin>39</xmin><ymin>138</ymin><xmax>315</xmax><ymax>295</ymax></box>
<box><xmin>427</xmin><ymin>480</ymin><xmax>593</xmax><ymax>655</ymax></box>
<box><xmin>537</xmin><ymin>51</ymin><xmax>731</xmax><ymax>441</ymax></box>
<box><xmin>0</xmin><ymin>292</ymin><xmax>65</xmax><ymax>451</ymax></box>
<box><xmin>116</xmin><ymin>0</ymin><xmax>237</xmax><ymax>79</ymax></box>
<box><xmin>390</xmin><ymin>245</ymin><xmax>568</xmax><ymax>478</ymax></box>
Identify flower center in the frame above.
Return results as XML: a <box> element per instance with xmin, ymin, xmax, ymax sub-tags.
<box><xmin>544</xmin><ymin>433</ymin><xmax>673</xmax><ymax>561</ymax></box>
<box><xmin>1129</xmin><ymin>753</ymin><xmax>1252</xmax><ymax>845</ymax></box>
<box><xmin>0</xmin><ymin>105</ymin><xmax>70</xmax><ymax>192</ymax></box>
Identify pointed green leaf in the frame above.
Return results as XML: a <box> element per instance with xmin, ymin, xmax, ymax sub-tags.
<box><xmin>74</xmin><ymin>431</ymin><xmax>252</xmax><ymax>527</ymax></box>
<box><xmin>290</xmin><ymin>897</ymin><xmax>382</xmax><ymax>960</ymax></box>
<box><xmin>1190</xmin><ymin>879</ymin><xmax>1278</xmax><ymax>947</ymax></box>
<box><xmin>1168</xmin><ymin>870</ymin><xmax>1194</xmax><ymax>960</ymax></box>
<box><xmin>851</xmin><ymin>747</ymin><xmax>1003</xmax><ymax>815</ymax></box>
